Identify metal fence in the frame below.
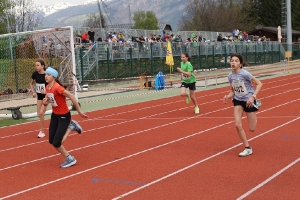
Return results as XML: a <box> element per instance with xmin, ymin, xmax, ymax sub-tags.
<box><xmin>75</xmin><ymin>41</ymin><xmax>300</xmax><ymax>83</ymax></box>
<box><xmin>74</xmin><ymin>27</ymin><xmax>231</xmax><ymax>42</ymax></box>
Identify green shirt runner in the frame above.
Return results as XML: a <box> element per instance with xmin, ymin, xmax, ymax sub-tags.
<box><xmin>180</xmin><ymin>61</ymin><xmax>196</xmax><ymax>84</ymax></box>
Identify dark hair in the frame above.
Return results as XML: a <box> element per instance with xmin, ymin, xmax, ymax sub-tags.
<box><xmin>36</xmin><ymin>59</ymin><xmax>46</xmax><ymax>70</ymax></box>
<box><xmin>182</xmin><ymin>52</ymin><xmax>191</xmax><ymax>62</ymax></box>
<box><xmin>230</xmin><ymin>53</ymin><xmax>248</xmax><ymax>68</ymax></box>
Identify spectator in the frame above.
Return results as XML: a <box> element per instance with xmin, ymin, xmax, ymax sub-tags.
<box><xmin>243</xmin><ymin>31</ymin><xmax>248</xmax><ymax>41</ymax></box>
<box><xmin>217</xmin><ymin>34</ymin><xmax>223</xmax><ymax>42</ymax></box>
<box><xmin>81</xmin><ymin>31</ymin><xmax>89</xmax><ymax>43</ymax></box>
<box><xmin>88</xmin><ymin>27</ymin><xmax>95</xmax><ymax>43</ymax></box>
<box><xmin>118</xmin><ymin>32</ymin><xmax>125</xmax><ymax>42</ymax></box>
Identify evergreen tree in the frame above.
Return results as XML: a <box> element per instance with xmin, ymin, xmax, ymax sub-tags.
<box><xmin>132</xmin><ymin>10</ymin><xmax>159</xmax><ymax>30</ymax></box>
<box><xmin>0</xmin><ymin>0</ymin><xmax>9</xmax><ymax>34</ymax></box>
<box><xmin>254</xmin><ymin>0</ymin><xmax>282</xmax><ymax>27</ymax></box>
<box><xmin>291</xmin><ymin>0</ymin><xmax>300</xmax><ymax>30</ymax></box>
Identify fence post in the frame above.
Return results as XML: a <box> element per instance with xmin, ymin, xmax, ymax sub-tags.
<box><xmin>298</xmin><ymin>43</ymin><xmax>300</xmax><ymax>59</ymax></box>
<box><xmin>212</xmin><ymin>46</ymin><xmax>215</xmax><ymax>69</ymax></box>
<box><xmin>130</xmin><ymin>47</ymin><xmax>133</xmax><ymax>77</ymax></box>
<box><xmin>13</xmin><ymin>47</ymin><xmax>18</xmax><ymax>93</ymax></box>
<box><xmin>279</xmin><ymin>43</ymin><xmax>281</xmax><ymax>62</ymax></box>
<box><xmin>224</xmin><ymin>44</ymin><xmax>227</xmax><ymax>68</ymax></box>
<box><xmin>80</xmin><ymin>48</ymin><xmax>84</xmax><ymax>85</ymax></box>
<box><xmin>198</xmin><ymin>45</ymin><xmax>201</xmax><ymax>70</ymax></box>
<box><xmin>107</xmin><ymin>48</ymin><xmax>110</xmax><ymax>83</ymax></box>
<box><xmin>255</xmin><ymin>44</ymin><xmax>257</xmax><ymax>64</ymax></box>
<box><xmin>263</xmin><ymin>43</ymin><xmax>266</xmax><ymax>64</ymax></box>
<box><xmin>150</xmin><ymin>44</ymin><xmax>154</xmax><ymax>74</ymax></box>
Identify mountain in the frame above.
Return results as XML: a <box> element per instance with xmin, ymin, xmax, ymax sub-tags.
<box><xmin>42</xmin><ymin>0</ymin><xmax>186</xmax><ymax>30</ymax></box>
<box><xmin>38</xmin><ymin>2</ymin><xmax>72</xmax><ymax>17</ymax></box>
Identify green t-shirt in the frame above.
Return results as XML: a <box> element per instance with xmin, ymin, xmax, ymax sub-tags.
<box><xmin>180</xmin><ymin>61</ymin><xmax>196</xmax><ymax>84</ymax></box>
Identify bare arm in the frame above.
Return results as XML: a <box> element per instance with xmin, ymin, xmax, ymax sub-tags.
<box><xmin>62</xmin><ymin>90</ymin><xmax>88</xmax><ymax>118</ymax></box>
<box><xmin>223</xmin><ymin>85</ymin><xmax>234</xmax><ymax>103</ymax></box>
<box><xmin>251</xmin><ymin>77</ymin><xmax>263</xmax><ymax>98</ymax></box>
<box><xmin>29</xmin><ymin>79</ymin><xmax>36</xmax><ymax>97</ymax></box>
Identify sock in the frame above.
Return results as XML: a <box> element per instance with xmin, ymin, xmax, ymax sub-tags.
<box><xmin>245</xmin><ymin>146</ymin><xmax>251</xmax><ymax>149</ymax></box>
<box><xmin>66</xmin><ymin>154</ymin><xmax>72</xmax><ymax>159</ymax></box>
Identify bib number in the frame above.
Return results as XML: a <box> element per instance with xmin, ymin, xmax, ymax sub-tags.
<box><xmin>35</xmin><ymin>83</ymin><xmax>45</xmax><ymax>93</ymax></box>
<box><xmin>46</xmin><ymin>93</ymin><xmax>58</xmax><ymax>107</ymax></box>
<box><xmin>232</xmin><ymin>80</ymin><xmax>248</xmax><ymax>96</ymax></box>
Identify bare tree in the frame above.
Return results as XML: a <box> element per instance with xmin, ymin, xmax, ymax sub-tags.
<box><xmin>83</xmin><ymin>13</ymin><xmax>106</xmax><ymax>28</ymax></box>
<box><xmin>178</xmin><ymin>0</ymin><xmax>257</xmax><ymax>32</ymax></box>
<box><xmin>6</xmin><ymin>0</ymin><xmax>43</xmax><ymax>33</ymax></box>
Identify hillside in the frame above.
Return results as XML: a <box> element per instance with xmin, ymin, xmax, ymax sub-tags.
<box><xmin>43</xmin><ymin>0</ymin><xmax>187</xmax><ymax>30</ymax></box>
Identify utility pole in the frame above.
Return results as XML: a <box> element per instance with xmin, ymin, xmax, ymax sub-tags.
<box><xmin>97</xmin><ymin>0</ymin><xmax>103</xmax><ymax>28</ymax></box>
<box><xmin>286</xmin><ymin>0</ymin><xmax>292</xmax><ymax>50</ymax></box>
<box><xmin>4</xmin><ymin>0</ymin><xmax>13</xmax><ymax>59</ymax></box>
<box><xmin>128</xmin><ymin>4</ymin><xmax>132</xmax><ymax>28</ymax></box>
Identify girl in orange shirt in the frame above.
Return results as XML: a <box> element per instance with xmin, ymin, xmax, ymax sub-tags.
<box><xmin>42</xmin><ymin>67</ymin><xmax>88</xmax><ymax>168</ymax></box>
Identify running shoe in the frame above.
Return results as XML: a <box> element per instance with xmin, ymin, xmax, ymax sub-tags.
<box><xmin>186</xmin><ymin>96</ymin><xmax>191</xmax><ymax>104</ymax></box>
<box><xmin>69</xmin><ymin>120</ymin><xmax>83</xmax><ymax>134</ymax></box>
<box><xmin>195</xmin><ymin>106</ymin><xmax>200</xmax><ymax>114</ymax></box>
<box><xmin>60</xmin><ymin>155</ymin><xmax>77</xmax><ymax>168</ymax></box>
<box><xmin>239</xmin><ymin>147</ymin><xmax>253</xmax><ymax>157</ymax></box>
<box><xmin>37</xmin><ymin>131</ymin><xmax>45</xmax><ymax>138</ymax></box>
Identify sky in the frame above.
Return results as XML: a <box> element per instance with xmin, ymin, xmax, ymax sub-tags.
<box><xmin>33</xmin><ymin>0</ymin><xmax>90</xmax><ymax>6</ymax></box>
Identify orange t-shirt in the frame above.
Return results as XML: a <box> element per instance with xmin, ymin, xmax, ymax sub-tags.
<box><xmin>46</xmin><ymin>82</ymin><xmax>69</xmax><ymax>115</ymax></box>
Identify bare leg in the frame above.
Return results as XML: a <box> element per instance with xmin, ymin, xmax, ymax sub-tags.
<box><xmin>180</xmin><ymin>87</ymin><xmax>188</xmax><ymax>97</ymax></box>
<box><xmin>55</xmin><ymin>145</ymin><xmax>69</xmax><ymax>157</ymax></box>
<box><xmin>234</xmin><ymin>106</ymin><xmax>249</xmax><ymax>147</ymax></box>
<box><xmin>246</xmin><ymin>112</ymin><xmax>257</xmax><ymax>132</ymax></box>
<box><xmin>189</xmin><ymin>90</ymin><xmax>198</xmax><ymax>107</ymax></box>
<box><xmin>37</xmin><ymin>100</ymin><xmax>45</xmax><ymax>133</ymax></box>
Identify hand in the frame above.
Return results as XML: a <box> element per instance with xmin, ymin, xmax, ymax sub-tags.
<box><xmin>42</xmin><ymin>97</ymin><xmax>50</xmax><ymax>106</ymax></box>
<box><xmin>223</xmin><ymin>95</ymin><xmax>228</xmax><ymax>104</ymax></box>
<box><xmin>246</xmin><ymin>96</ymin><xmax>255</xmax><ymax>108</ymax></box>
<box><xmin>32</xmin><ymin>92</ymin><xmax>36</xmax><ymax>98</ymax></box>
<box><xmin>78</xmin><ymin>110</ymin><xmax>89</xmax><ymax>118</ymax></box>
<box><xmin>177</xmin><ymin>67</ymin><xmax>182</xmax><ymax>72</ymax></box>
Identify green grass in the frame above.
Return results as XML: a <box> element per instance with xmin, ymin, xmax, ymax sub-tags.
<box><xmin>0</xmin><ymin>118</ymin><xmax>34</xmax><ymax>127</ymax></box>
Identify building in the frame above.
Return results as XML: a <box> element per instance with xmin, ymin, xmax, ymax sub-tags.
<box><xmin>248</xmin><ymin>26</ymin><xmax>300</xmax><ymax>42</ymax></box>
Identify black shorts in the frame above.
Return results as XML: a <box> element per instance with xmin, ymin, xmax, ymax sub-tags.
<box><xmin>37</xmin><ymin>93</ymin><xmax>46</xmax><ymax>100</ymax></box>
<box><xmin>181</xmin><ymin>82</ymin><xmax>196</xmax><ymax>90</ymax></box>
<box><xmin>232</xmin><ymin>98</ymin><xmax>258</xmax><ymax>113</ymax></box>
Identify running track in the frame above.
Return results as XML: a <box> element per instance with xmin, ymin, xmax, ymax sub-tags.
<box><xmin>0</xmin><ymin>73</ymin><xmax>300</xmax><ymax>200</ymax></box>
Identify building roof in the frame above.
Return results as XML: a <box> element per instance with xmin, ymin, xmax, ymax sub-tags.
<box><xmin>248</xmin><ymin>26</ymin><xmax>300</xmax><ymax>35</ymax></box>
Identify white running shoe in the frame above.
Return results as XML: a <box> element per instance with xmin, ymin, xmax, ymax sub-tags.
<box><xmin>239</xmin><ymin>147</ymin><xmax>252</xmax><ymax>157</ymax></box>
<box><xmin>37</xmin><ymin>131</ymin><xmax>45</xmax><ymax>138</ymax></box>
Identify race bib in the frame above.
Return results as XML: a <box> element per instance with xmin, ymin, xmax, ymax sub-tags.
<box><xmin>35</xmin><ymin>83</ymin><xmax>46</xmax><ymax>93</ymax></box>
<box><xmin>46</xmin><ymin>93</ymin><xmax>58</xmax><ymax>107</ymax></box>
<box><xmin>232</xmin><ymin>80</ymin><xmax>248</xmax><ymax>96</ymax></box>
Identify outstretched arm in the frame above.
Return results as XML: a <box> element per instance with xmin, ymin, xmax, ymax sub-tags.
<box><xmin>62</xmin><ymin>90</ymin><xmax>89</xmax><ymax>118</ymax></box>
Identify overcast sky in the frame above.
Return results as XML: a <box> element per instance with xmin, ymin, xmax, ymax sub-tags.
<box><xmin>33</xmin><ymin>0</ymin><xmax>87</xmax><ymax>6</ymax></box>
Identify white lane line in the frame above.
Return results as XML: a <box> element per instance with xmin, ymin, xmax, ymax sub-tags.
<box><xmin>236</xmin><ymin>157</ymin><xmax>300</xmax><ymax>200</ymax></box>
<box><xmin>112</xmin><ymin>117</ymin><xmax>300</xmax><ymax>200</ymax></box>
<box><xmin>1</xmin><ymin>107</ymin><xmax>300</xmax><ymax>199</ymax></box>
<box><xmin>1</xmin><ymin>74</ymin><xmax>299</xmax><ymax>138</ymax></box>
<box><xmin>1</xmin><ymin>90</ymin><xmax>300</xmax><ymax>171</ymax></box>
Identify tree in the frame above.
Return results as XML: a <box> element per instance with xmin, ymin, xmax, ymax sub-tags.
<box><xmin>83</xmin><ymin>13</ymin><xmax>106</xmax><ymax>28</ymax></box>
<box><xmin>178</xmin><ymin>0</ymin><xmax>257</xmax><ymax>32</ymax></box>
<box><xmin>0</xmin><ymin>0</ymin><xmax>11</xmax><ymax>34</ymax></box>
<box><xmin>253</xmin><ymin>0</ymin><xmax>281</xmax><ymax>27</ymax></box>
<box><xmin>2</xmin><ymin>0</ymin><xmax>43</xmax><ymax>33</ymax></box>
<box><xmin>132</xmin><ymin>10</ymin><xmax>159</xmax><ymax>30</ymax></box>
<box><xmin>291</xmin><ymin>0</ymin><xmax>300</xmax><ymax>30</ymax></box>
